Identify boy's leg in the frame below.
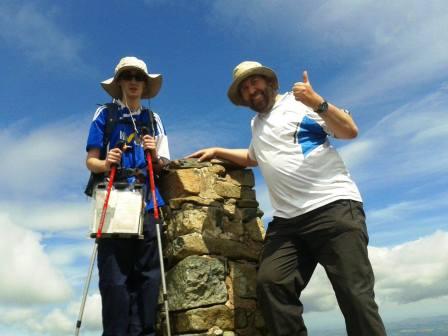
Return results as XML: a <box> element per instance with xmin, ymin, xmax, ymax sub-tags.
<box><xmin>129</xmin><ymin>213</ymin><xmax>161</xmax><ymax>336</ymax></box>
<box><xmin>98</xmin><ymin>239</ymin><xmax>133</xmax><ymax>336</ymax></box>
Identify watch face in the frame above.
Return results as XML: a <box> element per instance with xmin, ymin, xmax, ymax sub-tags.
<box><xmin>317</xmin><ymin>101</ymin><xmax>328</xmax><ymax>113</ymax></box>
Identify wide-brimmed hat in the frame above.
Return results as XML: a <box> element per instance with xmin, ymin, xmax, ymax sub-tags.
<box><xmin>227</xmin><ymin>61</ymin><xmax>278</xmax><ymax>106</ymax></box>
<box><xmin>101</xmin><ymin>56</ymin><xmax>162</xmax><ymax>99</ymax></box>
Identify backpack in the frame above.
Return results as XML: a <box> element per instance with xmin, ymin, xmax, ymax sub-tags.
<box><xmin>84</xmin><ymin>102</ymin><xmax>157</xmax><ymax>196</ymax></box>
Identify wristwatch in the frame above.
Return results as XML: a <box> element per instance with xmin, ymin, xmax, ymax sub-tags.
<box><xmin>314</xmin><ymin>100</ymin><xmax>328</xmax><ymax>114</ymax></box>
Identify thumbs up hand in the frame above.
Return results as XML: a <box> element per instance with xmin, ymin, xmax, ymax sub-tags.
<box><xmin>292</xmin><ymin>71</ymin><xmax>324</xmax><ymax>111</ymax></box>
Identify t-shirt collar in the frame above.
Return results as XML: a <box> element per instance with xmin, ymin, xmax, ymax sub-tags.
<box><xmin>113</xmin><ymin>98</ymin><xmax>143</xmax><ymax>115</ymax></box>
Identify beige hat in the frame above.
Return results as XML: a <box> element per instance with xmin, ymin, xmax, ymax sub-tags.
<box><xmin>227</xmin><ymin>61</ymin><xmax>278</xmax><ymax>106</ymax></box>
<box><xmin>101</xmin><ymin>56</ymin><xmax>162</xmax><ymax>99</ymax></box>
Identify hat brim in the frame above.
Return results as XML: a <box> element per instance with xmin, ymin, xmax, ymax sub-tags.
<box><xmin>227</xmin><ymin>66</ymin><xmax>278</xmax><ymax>106</ymax></box>
<box><xmin>101</xmin><ymin>70</ymin><xmax>162</xmax><ymax>99</ymax></box>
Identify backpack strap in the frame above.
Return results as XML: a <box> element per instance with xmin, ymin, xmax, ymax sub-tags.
<box><xmin>100</xmin><ymin>103</ymin><xmax>157</xmax><ymax>155</ymax></box>
<box><xmin>84</xmin><ymin>102</ymin><xmax>119</xmax><ymax>197</ymax></box>
<box><xmin>101</xmin><ymin>102</ymin><xmax>119</xmax><ymax>159</ymax></box>
<box><xmin>143</xmin><ymin>107</ymin><xmax>158</xmax><ymax>137</ymax></box>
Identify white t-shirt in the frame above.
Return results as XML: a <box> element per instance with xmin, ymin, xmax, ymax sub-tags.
<box><xmin>248</xmin><ymin>92</ymin><xmax>362</xmax><ymax>218</ymax></box>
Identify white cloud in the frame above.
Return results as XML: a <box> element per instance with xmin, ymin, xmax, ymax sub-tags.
<box><xmin>0</xmin><ymin>220</ymin><xmax>446</xmax><ymax>333</ymax></box>
<box><xmin>0</xmin><ymin>201</ymin><xmax>91</xmax><ymax>232</ymax></box>
<box><xmin>0</xmin><ymin>118</ymin><xmax>88</xmax><ymax>199</ymax></box>
<box><xmin>371</xmin><ymin>231</ymin><xmax>448</xmax><ymax>304</ymax></box>
<box><xmin>68</xmin><ymin>293</ymin><xmax>103</xmax><ymax>332</ymax></box>
<box><xmin>313</xmin><ymin>0</ymin><xmax>448</xmax><ymax>106</ymax></box>
<box><xmin>0</xmin><ymin>1</ymin><xmax>85</xmax><ymax>68</ymax></box>
<box><xmin>0</xmin><ymin>294</ymin><xmax>102</xmax><ymax>335</ymax></box>
<box><xmin>301</xmin><ymin>231</ymin><xmax>448</xmax><ymax>314</ymax></box>
<box><xmin>47</xmin><ymin>241</ymin><xmax>92</xmax><ymax>268</ymax></box>
<box><xmin>339</xmin><ymin>84</ymin><xmax>448</xmax><ymax>189</ymax></box>
<box><xmin>25</xmin><ymin>308</ymin><xmax>73</xmax><ymax>335</ymax></box>
<box><xmin>166</xmin><ymin>112</ymin><xmax>251</xmax><ymax>159</ymax></box>
<box><xmin>338</xmin><ymin>139</ymin><xmax>379</xmax><ymax>174</ymax></box>
<box><xmin>0</xmin><ymin>214</ymin><xmax>72</xmax><ymax>304</ymax></box>
<box><xmin>207</xmin><ymin>0</ymin><xmax>448</xmax><ymax>106</ymax></box>
<box><xmin>366</xmin><ymin>194</ymin><xmax>448</xmax><ymax>230</ymax></box>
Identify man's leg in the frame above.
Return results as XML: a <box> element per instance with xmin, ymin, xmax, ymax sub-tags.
<box><xmin>315</xmin><ymin>200</ymin><xmax>387</xmax><ymax>336</ymax></box>
<box><xmin>256</xmin><ymin>218</ymin><xmax>317</xmax><ymax>336</ymax></box>
<box><xmin>97</xmin><ymin>239</ymin><xmax>133</xmax><ymax>336</ymax></box>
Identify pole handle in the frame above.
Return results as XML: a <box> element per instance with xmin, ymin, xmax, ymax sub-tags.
<box><xmin>141</xmin><ymin>127</ymin><xmax>159</xmax><ymax>219</ymax></box>
<box><xmin>96</xmin><ymin>141</ymin><xmax>125</xmax><ymax>238</ymax></box>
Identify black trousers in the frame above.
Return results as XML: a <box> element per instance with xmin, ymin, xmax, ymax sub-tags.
<box><xmin>98</xmin><ymin>213</ymin><xmax>161</xmax><ymax>336</ymax></box>
<box><xmin>257</xmin><ymin>200</ymin><xmax>386</xmax><ymax>336</ymax></box>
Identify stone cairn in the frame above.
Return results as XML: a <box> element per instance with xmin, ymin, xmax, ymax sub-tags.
<box><xmin>157</xmin><ymin>158</ymin><xmax>268</xmax><ymax>336</ymax></box>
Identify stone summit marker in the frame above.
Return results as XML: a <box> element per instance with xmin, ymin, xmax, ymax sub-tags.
<box><xmin>157</xmin><ymin>158</ymin><xmax>268</xmax><ymax>336</ymax></box>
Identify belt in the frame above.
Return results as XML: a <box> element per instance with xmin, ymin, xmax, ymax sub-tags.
<box><xmin>116</xmin><ymin>168</ymin><xmax>146</xmax><ymax>182</ymax></box>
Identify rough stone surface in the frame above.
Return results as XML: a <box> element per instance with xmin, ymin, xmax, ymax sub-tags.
<box><xmin>166</xmin><ymin>232</ymin><xmax>210</xmax><ymax>261</ymax></box>
<box><xmin>160</xmin><ymin>168</ymin><xmax>202</xmax><ymax>199</ymax></box>
<box><xmin>214</xmin><ymin>180</ymin><xmax>243</xmax><ymax>199</ymax></box>
<box><xmin>172</xmin><ymin>305</ymin><xmax>234</xmax><ymax>333</ymax></box>
<box><xmin>244</xmin><ymin>217</ymin><xmax>265</xmax><ymax>242</ymax></box>
<box><xmin>229</xmin><ymin>261</ymin><xmax>257</xmax><ymax>299</ymax></box>
<box><xmin>158</xmin><ymin>159</ymin><xmax>267</xmax><ymax>335</ymax></box>
<box><xmin>226</xmin><ymin>169</ymin><xmax>255</xmax><ymax>187</ymax></box>
<box><xmin>166</xmin><ymin>255</ymin><xmax>227</xmax><ymax>311</ymax></box>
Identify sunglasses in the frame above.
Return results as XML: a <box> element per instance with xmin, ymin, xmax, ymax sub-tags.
<box><xmin>119</xmin><ymin>71</ymin><xmax>147</xmax><ymax>82</ymax></box>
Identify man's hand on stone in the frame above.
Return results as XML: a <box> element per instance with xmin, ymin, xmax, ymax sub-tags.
<box><xmin>187</xmin><ymin>148</ymin><xmax>217</xmax><ymax>162</ymax></box>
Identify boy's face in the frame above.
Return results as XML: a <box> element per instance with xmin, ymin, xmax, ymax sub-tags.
<box><xmin>118</xmin><ymin>69</ymin><xmax>147</xmax><ymax>100</ymax></box>
<box><xmin>239</xmin><ymin>75</ymin><xmax>276</xmax><ymax>114</ymax></box>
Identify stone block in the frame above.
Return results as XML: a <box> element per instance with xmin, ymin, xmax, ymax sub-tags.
<box><xmin>226</xmin><ymin>170</ymin><xmax>255</xmax><ymax>187</ymax></box>
<box><xmin>222</xmin><ymin>216</ymin><xmax>244</xmax><ymax>237</ymax></box>
<box><xmin>236</xmin><ymin>199</ymin><xmax>259</xmax><ymax>208</ymax></box>
<box><xmin>160</xmin><ymin>169</ymin><xmax>201</xmax><ymax>199</ymax></box>
<box><xmin>168</xmin><ymin>196</ymin><xmax>223</xmax><ymax>209</ymax></box>
<box><xmin>214</xmin><ymin>180</ymin><xmax>242</xmax><ymax>199</ymax></box>
<box><xmin>166</xmin><ymin>233</ymin><xmax>210</xmax><ymax>261</ymax></box>
<box><xmin>240</xmin><ymin>187</ymin><xmax>256</xmax><ymax>200</ymax></box>
<box><xmin>237</xmin><ymin>207</ymin><xmax>258</xmax><ymax>223</ymax></box>
<box><xmin>173</xmin><ymin>305</ymin><xmax>234</xmax><ymax>333</ymax></box>
<box><xmin>244</xmin><ymin>217</ymin><xmax>265</xmax><ymax>242</ymax></box>
<box><xmin>166</xmin><ymin>255</ymin><xmax>227</xmax><ymax>311</ymax></box>
<box><xmin>229</xmin><ymin>261</ymin><xmax>257</xmax><ymax>299</ymax></box>
<box><xmin>203</xmin><ymin>234</ymin><xmax>262</xmax><ymax>261</ymax></box>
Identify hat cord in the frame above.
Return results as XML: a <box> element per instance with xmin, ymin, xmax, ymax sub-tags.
<box><xmin>122</xmin><ymin>96</ymin><xmax>142</xmax><ymax>138</ymax></box>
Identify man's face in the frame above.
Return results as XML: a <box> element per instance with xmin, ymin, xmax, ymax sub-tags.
<box><xmin>239</xmin><ymin>75</ymin><xmax>276</xmax><ymax>113</ymax></box>
<box><xmin>118</xmin><ymin>69</ymin><xmax>147</xmax><ymax>100</ymax></box>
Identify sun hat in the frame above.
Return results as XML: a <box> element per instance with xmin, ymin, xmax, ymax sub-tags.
<box><xmin>227</xmin><ymin>61</ymin><xmax>278</xmax><ymax>106</ymax></box>
<box><xmin>101</xmin><ymin>56</ymin><xmax>162</xmax><ymax>99</ymax></box>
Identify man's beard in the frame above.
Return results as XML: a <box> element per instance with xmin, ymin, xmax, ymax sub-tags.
<box><xmin>248</xmin><ymin>85</ymin><xmax>276</xmax><ymax>114</ymax></box>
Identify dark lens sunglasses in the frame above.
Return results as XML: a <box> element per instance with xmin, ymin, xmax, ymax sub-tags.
<box><xmin>119</xmin><ymin>71</ymin><xmax>147</xmax><ymax>82</ymax></box>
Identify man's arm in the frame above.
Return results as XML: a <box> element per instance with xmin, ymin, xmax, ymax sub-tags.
<box><xmin>187</xmin><ymin>147</ymin><xmax>257</xmax><ymax>167</ymax></box>
<box><xmin>292</xmin><ymin>71</ymin><xmax>358</xmax><ymax>139</ymax></box>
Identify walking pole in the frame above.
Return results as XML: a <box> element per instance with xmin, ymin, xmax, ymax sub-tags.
<box><xmin>75</xmin><ymin>244</ymin><xmax>97</xmax><ymax>336</ymax></box>
<box><xmin>141</xmin><ymin>127</ymin><xmax>172</xmax><ymax>336</ymax></box>
<box><xmin>75</xmin><ymin>142</ymin><xmax>124</xmax><ymax>336</ymax></box>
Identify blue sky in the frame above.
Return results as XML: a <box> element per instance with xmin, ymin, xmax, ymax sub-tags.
<box><xmin>0</xmin><ymin>0</ymin><xmax>447</xmax><ymax>335</ymax></box>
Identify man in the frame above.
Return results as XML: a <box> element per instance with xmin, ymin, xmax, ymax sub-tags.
<box><xmin>188</xmin><ymin>61</ymin><xmax>386</xmax><ymax>336</ymax></box>
<box><xmin>85</xmin><ymin>56</ymin><xmax>170</xmax><ymax>336</ymax></box>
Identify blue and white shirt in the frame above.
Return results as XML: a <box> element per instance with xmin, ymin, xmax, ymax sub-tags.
<box><xmin>248</xmin><ymin>92</ymin><xmax>362</xmax><ymax>218</ymax></box>
<box><xmin>86</xmin><ymin>99</ymin><xmax>170</xmax><ymax>210</ymax></box>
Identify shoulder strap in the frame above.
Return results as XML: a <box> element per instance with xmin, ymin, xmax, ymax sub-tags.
<box><xmin>100</xmin><ymin>102</ymin><xmax>119</xmax><ymax>159</ymax></box>
<box><xmin>99</xmin><ymin>104</ymin><xmax>156</xmax><ymax>159</ymax></box>
<box><xmin>143</xmin><ymin>107</ymin><xmax>158</xmax><ymax>136</ymax></box>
